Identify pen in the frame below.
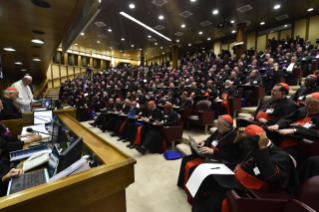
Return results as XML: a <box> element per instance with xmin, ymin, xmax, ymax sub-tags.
<box><xmin>211</xmin><ymin>167</ymin><xmax>220</xmax><ymax>169</ymax></box>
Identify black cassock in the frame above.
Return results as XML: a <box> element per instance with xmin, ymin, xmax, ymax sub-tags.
<box><xmin>192</xmin><ymin>143</ymin><xmax>299</xmax><ymax>212</ymax></box>
<box><xmin>0</xmin><ymin>163</ymin><xmax>12</xmax><ymax>197</ymax></box>
<box><xmin>0</xmin><ymin>134</ymin><xmax>24</xmax><ymax>166</ymax></box>
<box><xmin>0</xmin><ymin>97</ymin><xmax>22</xmax><ymax>120</ymax></box>
<box><xmin>112</xmin><ymin>105</ymin><xmax>132</xmax><ymax>136</ymax></box>
<box><xmin>143</xmin><ymin>110</ymin><xmax>178</xmax><ymax>154</ymax></box>
<box><xmin>94</xmin><ymin>103</ymin><xmax>115</xmax><ymax>125</ymax></box>
<box><xmin>100</xmin><ymin>103</ymin><xmax>123</xmax><ymax>131</ymax></box>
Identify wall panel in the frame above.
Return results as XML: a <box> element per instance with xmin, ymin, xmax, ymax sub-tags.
<box><xmin>308</xmin><ymin>15</ymin><xmax>319</xmax><ymax>45</ymax></box>
<box><xmin>74</xmin><ymin>67</ymin><xmax>80</xmax><ymax>74</ymax></box>
<box><xmin>53</xmin><ymin>79</ymin><xmax>60</xmax><ymax>88</ymax></box>
<box><xmin>280</xmin><ymin>29</ymin><xmax>292</xmax><ymax>40</ymax></box>
<box><xmin>47</xmin><ymin>65</ymin><xmax>52</xmax><ymax>79</ymax></box>
<box><xmin>246</xmin><ymin>32</ymin><xmax>256</xmax><ymax>50</ymax></box>
<box><xmin>294</xmin><ymin>19</ymin><xmax>307</xmax><ymax>39</ymax></box>
<box><xmin>60</xmin><ymin>66</ymin><xmax>67</xmax><ymax>77</ymax></box>
<box><xmin>268</xmin><ymin>32</ymin><xmax>278</xmax><ymax>40</ymax></box>
<box><xmin>257</xmin><ymin>35</ymin><xmax>267</xmax><ymax>52</ymax></box>
<box><xmin>52</xmin><ymin>65</ymin><xmax>60</xmax><ymax>79</ymax></box>
<box><xmin>214</xmin><ymin>41</ymin><xmax>221</xmax><ymax>56</ymax></box>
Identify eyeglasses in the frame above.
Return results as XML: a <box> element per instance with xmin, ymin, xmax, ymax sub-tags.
<box><xmin>305</xmin><ymin>104</ymin><xmax>315</xmax><ymax>108</ymax></box>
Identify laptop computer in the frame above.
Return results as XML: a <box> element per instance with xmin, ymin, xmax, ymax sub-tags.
<box><xmin>33</xmin><ymin>110</ymin><xmax>53</xmax><ymax>126</ymax></box>
<box><xmin>188</xmin><ymin>135</ymin><xmax>211</xmax><ymax>158</ymax></box>
<box><xmin>47</xmin><ymin>145</ymin><xmax>60</xmax><ymax>178</ymax></box>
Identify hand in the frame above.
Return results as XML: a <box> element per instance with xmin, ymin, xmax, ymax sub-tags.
<box><xmin>278</xmin><ymin>129</ymin><xmax>294</xmax><ymax>135</ymax></box>
<box><xmin>24</xmin><ymin>135</ymin><xmax>42</xmax><ymax>144</ymax></box>
<box><xmin>234</xmin><ymin>127</ymin><xmax>245</xmax><ymax>144</ymax></box>
<box><xmin>245</xmin><ymin>116</ymin><xmax>254</xmax><ymax>120</ymax></box>
<box><xmin>155</xmin><ymin>120</ymin><xmax>162</xmax><ymax>125</ymax></box>
<box><xmin>267</xmin><ymin>125</ymin><xmax>279</xmax><ymax>132</ymax></box>
<box><xmin>215</xmin><ymin>97</ymin><xmax>220</xmax><ymax>100</ymax></box>
<box><xmin>200</xmin><ymin>147</ymin><xmax>214</xmax><ymax>155</ymax></box>
<box><xmin>134</xmin><ymin>115</ymin><xmax>138</xmax><ymax>119</ymax></box>
<box><xmin>294</xmin><ymin>66</ymin><xmax>297</xmax><ymax>69</ymax></box>
<box><xmin>2</xmin><ymin>169</ymin><xmax>24</xmax><ymax>182</ymax></box>
<box><xmin>23</xmin><ymin>132</ymin><xmax>37</xmax><ymax>137</ymax></box>
<box><xmin>258</xmin><ymin>118</ymin><xmax>268</xmax><ymax>124</ymax></box>
<box><xmin>196</xmin><ymin>141</ymin><xmax>205</xmax><ymax>147</ymax></box>
<box><xmin>257</xmin><ymin>132</ymin><xmax>268</xmax><ymax>149</ymax></box>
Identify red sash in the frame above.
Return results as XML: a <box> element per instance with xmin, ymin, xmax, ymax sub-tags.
<box><xmin>134</xmin><ymin>126</ymin><xmax>143</xmax><ymax>145</ymax></box>
<box><xmin>256</xmin><ymin>111</ymin><xmax>278</xmax><ymax>121</ymax></box>
<box><xmin>220</xmin><ymin>94</ymin><xmax>230</xmax><ymax>115</ymax></box>
<box><xmin>118</xmin><ymin>120</ymin><xmax>126</xmax><ymax>136</ymax></box>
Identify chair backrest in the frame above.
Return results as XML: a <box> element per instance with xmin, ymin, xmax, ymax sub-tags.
<box><xmin>176</xmin><ymin>113</ymin><xmax>181</xmax><ymax>126</ymax></box>
<box><xmin>296</xmin><ymin>176</ymin><xmax>319</xmax><ymax>212</ymax></box>
<box><xmin>297</xmin><ymin>139</ymin><xmax>319</xmax><ymax>163</ymax></box>
<box><xmin>238</xmin><ymin>87</ymin><xmax>244</xmax><ymax>98</ymax></box>
<box><xmin>284</xmin><ymin>199</ymin><xmax>316</xmax><ymax>212</ymax></box>
<box><xmin>195</xmin><ymin>100</ymin><xmax>211</xmax><ymax>114</ymax></box>
<box><xmin>311</xmin><ymin>60</ymin><xmax>318</xmax><ymax>72</ymax></box>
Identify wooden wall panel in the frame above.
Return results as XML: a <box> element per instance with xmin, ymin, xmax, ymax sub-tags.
<box><xmin>61</xmin><ymin>77</ymin><xmax>68</xmax><ymax>83</ymax></box>
<box><xmin>52</xmin><ymin>65</ymin><xmax>60</xmax><ymax>79</ymax></box>
<box><xmin>48</xmin><ymin>82</ymin><xmax>53</xmax><ymax>89</ymax></box>
<box><xmin>68</xmin><ymin>67</ymin><xmax>74</xmax><ymax>76</ymax></box>
<box><xmin>60</xmin><ymin>66</ymin><xmax>67</xmax><ymax>77</ymax></box>
<box><xmin>221</xmin><ymin>44</ymin><xmax>229</xmax><ymax>51</ymax></box>
<box><xmin>246</xmin><ymin>32</ymin><xmax>256</xmax><ymax>50</ymax></box>
<box><xmin>268</xmin><ymin>32</ymin><xmax>279</xmax><ymax>40</ymax></box>
<box><xmin>257</xmin><ymin>35</ymin><xmax>267</xmax><ymax>52</ymax></box>
<box><xmin>214</xmin><ymin>41</ymin><xmax>221</xmax><ymax>56</ymax></box>
<box><xmin>280</xmin><ymin>29</ymin><xmax>292</xmax><ymax>39</ymax></box>
<box><xmin>74</xmin><ymin>67</ymin><xmax>80</xmax><ymax>74</ymax></box>
<box><xmin>53</xmin><ymin>79</ymin><xmax>60</xmax><ymax>87</ymax></box>
<box><xmin>47</xmin><ymin>65</ymin><xmax>52</xmax><ymax>79</ymax></box>
<box><xmin>68</xmin><ymin>75</ymin><xmax>74</xmax><ymax>80</ymax></box>
<box><xmin>294</xmin><ymin>19</ymin><xmax>307</xmax><ymax>39</ymax></box>
<box><xmin>308</xmin><ymin>15</ymin><xmax>319</xmax><ymax>45</ymax></box>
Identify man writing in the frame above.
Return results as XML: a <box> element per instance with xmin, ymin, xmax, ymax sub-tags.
<box><xmin>0</xmin><ymin>87</ymin><xmax>22</xmax><ymax>120</ymax></box>
<box><xmin>11</xmin><ymin>74</ymin><xmax>35</xmax><ymax>112</ymax></box>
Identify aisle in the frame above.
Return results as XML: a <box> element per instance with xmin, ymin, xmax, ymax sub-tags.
<box><xmin>81</xmin><ymin>121</ymin><xmax>192</xmax><ymax>212</ymax></box>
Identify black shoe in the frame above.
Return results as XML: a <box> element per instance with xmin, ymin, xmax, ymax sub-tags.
<box><xmin>122</xmin><ymin>139</ymin><xmax>129</xmax><ymax>143</ymax></box>
<box><xmin>129</xmin><ymin>145</ymin><xmax>136</xmax><ymax>149</ymax></box>
<box><xmin>135</xmin><ymin>146</ymin><xmax>146</xmax><ymax>154</ymax></box>
<box><xmin>110</xmin><ymin>133</ymin><xmax>117</xmax><ymax>137</ymax></box>
<box><xmin>117</xmin><ymin>137</ymin><xmax>124</xmax><ymax>141</ymax></box>
<box><xmin>126</xmin><ymin>144</ymin><xmax>132</xmax><ymax>147</ymax></box>
<box><xmin>89</xmin><ymin>122</ymin><xmax>96</xmax><ymax>127</ymax></box>
<box><xmin>101</xmin><ymin>129</ymin><xmax>106</xmax><ymax>133</ymax></box>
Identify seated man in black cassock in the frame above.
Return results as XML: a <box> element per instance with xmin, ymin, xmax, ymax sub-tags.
<box><xmin>212</xmin><ymin>80</ymin><xmax>238</xmax><ymax>116</ymax></box>
<box><xmin>89</xmin><ymin>98</ymin><xmax>114</xmax><ymax>127</ymax></box>
<box><xmin>136</xmin><ymin>102</ymin><xmax>178</xmax><ymax>155</ymax></box>
<box><xmin>177</xmin><ymin>115</ymin><xmax>245</xmax><ymax>203</ymax></box>
<box><xmin>178</xmin><ymin>91</ymin><xmax>192</xmax><ymax>109</ymax></box>
<box><xmin>0</xmin><ymin>87</ymin><xmax>22</xmax><ymax>120</ymax></box>
<box><xmin>268</xmin><ymin>92</ymin><xmax>319</xmax><ymax>162</ymax></box>
<box><xmin>245</xmin><ymin>83</ymin><xmax>297</xmax><ymax>127</ymax></box>
<box><xmin>100</xmin><ymin>98</ymin><xmax>122</xmax><ymax>132</ymax></box>
<box><xmin>290</xmin><ymin>74</ymin><xmax>319</xmax><ymax>106</ymax></box>
<box><xmin>242</xmin><ymin>69</ymin><xmax>263</xmax><ymax>105</ymax></box>
<box><xmin>192</xmin><ymin>125</ymin><xmax>299</xmax><ymax>212</ymax></box>
<box><xmin>110</xmin><ymin>99</ymin><xmax>131</xmax><ymax>136</ymax></box>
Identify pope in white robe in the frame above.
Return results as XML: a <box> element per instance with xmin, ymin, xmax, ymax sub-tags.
<box><xmin>11</xmin><ymin>75</ymin><xmax>34</xmax><ymax>112</ymax></box>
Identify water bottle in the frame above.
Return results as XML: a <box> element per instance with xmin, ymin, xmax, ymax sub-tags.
<box><xmin>61</xmin><ymin>128</ymin><xmax>68</xmax><ymax>151</ymax></box>
<box><xmin>68</xmin><ymin>137</ymin><xmax>74</xmax><ymax>147</ymax></box>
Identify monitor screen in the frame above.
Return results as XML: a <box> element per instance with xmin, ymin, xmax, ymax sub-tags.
<box><xmin>42</xmin><ymin>98</ymin><xmax>52</xmax><ymax>107</ymax></box>
<box><xmin>57</xmin><ymin>137</ymin><xmax>83</xmax><ymax>173</ymax></box>
<box><xmin>33</xmin><ymin>110</ymin><xmax>53</xmax><ymax>125</ymax></box>
<box><xmin>52</xmin><ymin>122</ymin><xmax>62</xmax><ymax>144</ymax></box>
<box><xmin>47</xmin><ymin>145</ymin><xmax>60</xmax><ymax>178</ymax></box>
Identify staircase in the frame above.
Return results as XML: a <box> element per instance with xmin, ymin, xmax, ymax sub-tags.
<box><xmin>45</xmin><ymin>88</ymin><xmax>59</xmax><ymax>99</ymax></box>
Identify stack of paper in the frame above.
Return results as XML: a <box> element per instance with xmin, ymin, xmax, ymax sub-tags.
<box><xmin>21</xmin><ymin>124</ymin><xmax>51</xmax><ymax>141</ymax></box>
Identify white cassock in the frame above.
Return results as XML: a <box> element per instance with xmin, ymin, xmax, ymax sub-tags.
<box><xmin>11</xmin><ymin>80</ymin><xmax>34</xmax><ymax>112</ymax></box>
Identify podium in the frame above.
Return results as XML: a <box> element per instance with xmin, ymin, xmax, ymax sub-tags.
<box><xmin>0</xmin><ymin>113</ymin><xmax>136</xmax><ymax>212</ymax></box>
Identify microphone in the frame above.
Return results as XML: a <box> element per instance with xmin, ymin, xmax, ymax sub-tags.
<box><xmin>26</xmin><ymin>128</ymin><xmax>52</xmax><ymax>136</ymax></box>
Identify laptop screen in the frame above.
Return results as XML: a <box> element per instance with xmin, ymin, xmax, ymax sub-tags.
<box><xmin>34</xmin><ymin>110</ymin><xmax>53</xmax><ymax>125</ymax></box>
<box><xmin>52</xmin><ymin>122</ymin><xmax>61</xmax><ymax>144</ymax></box>
<box><xmin>47</xmin><ymin>145</ymin><xmax>60</xmax><ymax>178</ymax></box>
<box><xmin>42</xmin><ymin>98</ymin><xmax>52</xmax><ymax>107</ymax></box>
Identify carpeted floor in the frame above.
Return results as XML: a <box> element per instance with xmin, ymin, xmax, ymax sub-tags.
<box><xmin>80</xmin><ymin>121</ymin><xmax>209</xmax><ymax>212</ymax></box>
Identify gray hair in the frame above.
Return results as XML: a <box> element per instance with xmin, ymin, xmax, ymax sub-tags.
<box><xmin>218</xmin><ymin>116</ymin><xmax>232</xmax><ymax>128</ymax></box>
<box><xmin>3</xmin><ymin>90</ymin><xmax>16</xmax><ymax>94</ymax></box>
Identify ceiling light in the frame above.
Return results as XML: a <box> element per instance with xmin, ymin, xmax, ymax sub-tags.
<box><xmin>181</xmin><ymin>24</ymin><xmax>186</xmax><ymax>28</ymax></box>
<box><xmin>129</xmin><ymin>4</ymin><xmax>135</xmax><ymax>9</ymax></box>
<box><xmin>191</xmin><ymin>0</ymin><xmax>196</xmax><ymax>1</ymax></box>
<box><xmin>89</xmin><ymin>48</ymin><xmax>92</xmax><ymax>50</ymax></box>
<box><xmin>108</xmin><ymin>29</ymin><xmax>112</xmax><ymax>32</ymax></box>
<box><xmin>159</xmin><ymin>15</ymin><xmax>164</xmax><ymax>20</ymax></box>
<box><xmin>131</xmin><ymin>45</ymin><xmax>134</xmax><ymax>47</ymax></box>
<box><xmin>81</xmin><ymin>32</ymin><xmax>84</xmax><ymax>35</ymax></box>
<box><xmin>31</xmin><ymin>38</ymin><xmax>44</xmax><ymax>44</ymax></box>
<box><xmin>284</xmin><ymin>25</ymin><xmax>288</xmax><ymax>27</ymax></box>
<box><xmin>176</xmin><ymin>40</ymin><xmax>180</xmax><ymax>42</ymax></box>
<box><xmin>21</xmin><ymin>69</ymin><xmax>27</xmax><ymax>72</ymax></box>
<box><xmin>199</xmin><ymin>31</ymin><xmax>203</xmax><ymax>34</ymax></box>
<box><xmin>162</xmin><ymin>52</ymin><xmax>165</xmax><ymax>54</ymax></box>
<box><xmin>154</xmin><ymin>43</ymin><xmax>158</xmax><ymax>45</ymax></box>
<box><xmin>121</xmin><ymin>38</ymin><xmax>125</xmax><ymax>40</ymax></box>
<box><xmin>230</xmin><ymin>20</ymin><xmax>235</xmax><ymax>23</ymax></box>
<box><xmin>274</xmin><ymin>5</ymin><xmax>280</xmax><ymax>9</ymax></box>
<box><xmin>307</xmin><ymin>8</ymin><xmax>314</xmax><ymax>11</ymax></box>
<box><xmin>188</xmin><ymin>44</ymin><xmax>192</xmax><ymax>46</ymax></box>
<box><xmin>139</xmin><ymin>48</ymin><xmax>142</xmax><ymax>50</ymax></box>
<box><xmin>75</xmin><ymin>43</ymin><xmax>78</xmax><ymax>45</ymax></box>
<box><xmin>260</xmin><ymin>22</ymin><xmax>265</xmax><ymax>25</ymax></box>
<box><xmin>33</xmin><ymin>58</ymin><xmax>41</xmax><ymax>61</ymax></box>
<box><xmin>152</xmin><ymin>56</ymin><xmax>153</xmax><ymax>57</ymax></box>
<box><xmin>232</xmin><ymin>30</ymin><xmax>236</xmax><ymax>33</ymax></box>
<box><xmin>213</xmin><ymin>10</ymin><xmax>218</xmax><ymax>14</ymax></box>
<box><xmin>120</xmin><ymin>50</ymin><xmax>122</xmax><ymax>52</ymax></box>
<box><xmin>270</xmin><ymin>31</ymin><xmax>273</xmax><ymax>33</ymax></box>
<box><xmin>145</xmin><ymin>53</ymin><xmax>148</xmax><ymax>54</ymax></box>
<box><xmin>119</xmin><ymin>12</ymin><xmax>172</xmax><ymax>41</ymax></box>
<box><xmin>202</xmin><ymin>48</ymin><xmax>205</xmax><ymax>49</ymax></box>
<box><xmin>110</xmin><ymin>47</ymin><xmax>112</xmax><ymax>49</ymax></box>
<box><xmin>160</xmin><ymin>47</ymin><xmax>163</xmax><ymax>49</ymax></box>
<box><xmin>97</xmin><ymin>41</ymin><xmax>100</xmax><ymax>43</ymax></box>
<box><xmin>3</xmin><ymin>47</ymin><xmax>16</xmax><ymax>51</ymax></box>
<box><xmin>15</xmin><ymin>62</ymin><xmax>22</xmax><ymax>65</ymax></box>
<box><xmin>207</xmin><ymin>38</ymin><xmax>211</xmax><ymax>40</ymax></box>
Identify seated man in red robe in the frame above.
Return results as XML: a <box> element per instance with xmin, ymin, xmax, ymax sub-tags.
<box><xmin>192</xmin><ymin>125</ymin><xmax>299</xmax><ymax>212</ymax></box>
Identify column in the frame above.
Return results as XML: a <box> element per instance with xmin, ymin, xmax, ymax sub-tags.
<box><xmin>236</xmin><ymin>23</ymin><xmax>246</xmax><ymax>57</ymax></box>
<box><xmin>77</xmin><ymin>55</ymin><xmax>81</xmax><ymax>67</ymax></box>
<box><xmin>172</xmin><ymin>45</ymin><xmax>178</xmax><ymax>69</ymax></box>
<box><xmin>63</xmin><ymin>53</ymin><xmax>68</xmax><ymax>65</ymax></box>
<box><xmin>140</xmin><ymin>56</ymin><xmax>145</xmax><ymax>66</ymax></box>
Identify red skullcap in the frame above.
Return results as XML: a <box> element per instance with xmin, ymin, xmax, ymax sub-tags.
<box><xmin>149</xmin><ymin>101</ymin><xmax>156</xmax><ymax>105</ymax></box>
<box><xmin>5</xmin><ymin>87</ymin><xmax>17</xmax><ymax>91</ymax></box>
<box><xmin>244</xmin><ymin>124</ymin><xmax>265</xmax><ymax>136</ymax></box>
<box><xmin>165</xmin><ymin>102</ymin><xmax>172</xmax><ymax>106</ymax></box>
<box><xmin>279</xmin><ymin>83</ymin><xmax>289</xmax><ymax>92</ymax></box>
<box><xmin>308</xmin><ymin>74</ymin><xmax>318</xmax><ymax>79</ymax></box>
<box><xmin>221</xmin><ymin>115</ymin><xmax>233</xmax><ymax>124</ymax></box>
<box><xmin>310</xmin><ymin>92</ymin><xmax>319</xmax><ymax>100</ymax></box>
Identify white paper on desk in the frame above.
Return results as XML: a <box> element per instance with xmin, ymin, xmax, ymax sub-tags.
<box><xmin>32</xmin><ymin>100</ymin><xmax>42</xmax><ymax>103</ymax></box>
<box><xmin>215</xmin><ymin>99</ymin><xmax>223</xmax><ymax>102</ymax></box>
<box><xmin>21</xmin><ymin>124</ymin><xmax>51</xmax><ymax>140</ymax></box>
<box><xmin>186</xmin><ymin>163</ymin><xmax>234</xmax><ymax>197</ymax></box>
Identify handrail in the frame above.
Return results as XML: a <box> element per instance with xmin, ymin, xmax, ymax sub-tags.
<box><xmin>33</xmin><ymin>79</ymin><xmax>48</xmax><ymax>99</ymax></box>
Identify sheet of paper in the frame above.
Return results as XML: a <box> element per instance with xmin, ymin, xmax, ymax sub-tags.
<box><xmin>21</xmin><ymin>124</ymin><xmax>51</xmax><ymax>140</ymax></box>
<box><xmin>186</xmin><ymin>163</ymin><xmax>234</xmax><ymax>197</ymax></box>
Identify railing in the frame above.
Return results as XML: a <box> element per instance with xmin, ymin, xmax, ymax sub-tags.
<box><xmin>33</xmin><ymin>79</ymin><xmax>48</xmax><ymax>99</ymax></box>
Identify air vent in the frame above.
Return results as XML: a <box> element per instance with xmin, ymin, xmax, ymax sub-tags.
<box><xmin>180</xmin><ymin>11</ymin><xmax>193</xmax><ymax>18</ymax></box>
<box><xmin>174</xmin><ymin>32</ymin><xmax>184</xmax><ymax>36</ymax></box>
<box><xmin>94</xmin><ymin>22</ymin><xmax>107</xmax><ymax>27</ymax></box>
<box><xmin>200</xmin><ymin>21</ymin><xmax>212</xmax><ymax>26</ymax></box>
<box><xmin>149</xmin><ymin>38</ymin><xmax>157</xmax><ymax>42</ymax></box>
<box><xmin>276</xmin><ymin>14</ymin><xmax>289</xmax><ymax>21</ymax></box>
<box><xmin>98</xmin><ymin>34</ymin><xmax>107</xmax><ymax>38</ymax></box>
<box><xmin>112</xmin><ymin>42</ymin><xmax>119</xmax><ymax>45</ymax></box>
<box><xmin>216</xmin><ymin>34</ymin><xmax>225</xmax><ymax>38</ymax></box>
<box><xmin>237</xmin><ymin>4</ymin><xmax>253</xmax><ymax>13</ymax></box>
<box><xmin>152</xmin><ymin>0</ymin><xmax>167</xmax><ymax>6</ymax></box>
<box><xmin>194</xmin><ymin>41</ymin><xmax>203</xmax><ymax>44</ymax></box>
<box><xmin>154</xmin><ymin>25</ymin><xmax>165</xmax><ymax>30</ymax></box>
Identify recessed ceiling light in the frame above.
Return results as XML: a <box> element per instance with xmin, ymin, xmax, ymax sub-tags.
<box><xmin>284</xmin><ymin>25</ymin><xmax>288</xmax><ymax>27</ymax></box>
<box><xmin>213</xmin><ymin>10</ymin><xmax>218</xmax><ymax>14</ymax></box>
<box><xmin>232</xmin><ymin>30</ymin><xmax>236</xmax><ymax>33</ymax></box>
<box><xmin>148</xmin><ymin>35</ymin><xmax>152</xmax><ymax>38</ymax></box>
<box><xmin>152</xmin><ymin>56</ymin><xmax>153</xmax><ymax>57</ymax></box>
<box><xmin>31</xmin><ymin>0</ymin><xmax>51</xmax><ymax>8</ymax></box>
<box><xmin>207</xmin><ymin>38</ymin><xmax>211</xmax><ymax>40</ymax></box>
<box><xmin>131</xmin><ymin>45</ymin><xmax>134</xmax><ymax>47</ymax></box>
<box><xmin>33</xmin><ymin>58</ymin><xmax>41</xmax><ymax>61</ymax></box>
<box><xmin>270</xmin><ymin>31</ymin><xmax>273</xmax><ymax>33</ymax></box>
<box><xmin>129</xmin><ymin>4</ymin><xmax>135</xmax><ymax>9</ymax></box>
<box><xmin>89</xmin><ymin>48</ymin><xmax>92</xmax><ymax>50</ymax></box>
<box><xmin>160</xmin><ymin>47</ymin><xmax>163</xmax><ymax>49</ymax></box>
<box><xmin>176</xmin><ymin>40</ymin><xmax>180</xmax><ymax>42</ymax></box>
<box><xmin>120</xmin><ymin>50</ymin><xmax>122</xmax><ymax>52</ymax></box>
<box><xmin>159</xmin><ymin>15</ymin><xmax>164</xmax><ymax>20</ymax></box>
<box><xmin>188</xmin><ymin>44</ymin><xmax>192</xmax><ymax>46</ymax></box>
<box><xmin>81</xmin><ymin>32</ymin><xmax>84</xmax><ymax>35</ymax></box>
<box><xmin>75</xmin><ymin>43</ymin><xmax>78</xmax><ymax>45</ymax></box>
<box><xmin>139</xmin><ymin>48</ymin><xmax>142</xmax><ymax>50</ymax></box>
<box><xmin>15</xmin><ymin>62</ymin><xmax>22</xmax><ymax>65</ymax></box>
<box><xmin>31</xmin><ymin>38</ymin><xmax>44</xmax><ymax>44</ymax></box>
<box><xmin>230</xmin><ymin>20</ymin><xmax>235</xmax><ymax>23</ymax></box>
<box><xmin>97</xmin><ymin>41</ymin><xmax>100</xmax><ymax>43</ymax></box>
<box><xmin>108</xmin><ymin>29</ymin><xmax>112</xmax><ymax>32</ymax></box>
<box><xmin>119</xmin><ymin>12</ymin><xmax>172</xmax><ymax>41</ymax></box>
<box><xmin>110</xmin><ymin>47</ymin><xmax>112</xmax><ymax>49</ymax></box>
<box><xmin>21</xmin><ymin>69</ymin><xmax>27</xmax><ymax>72</ymax></box>
<box><xmin>199</xmin><ymin>31</ymin><xmax>203</xmax><ymax>34</ymax></box>
<box><xmin>260</xmin><ymin>22</ymin><xmax>265</xmax><ymax>25</ymax></box>
<box><xmin>121</xmin><ymin>38</ymin><xmax>125</xmax><ymax>40</ymax></box>
<box><xmin>154</xmin><ymin>43</ymin><xmax>158</xmax><ymax>45</ymax></box>
<box><xmin>190</xmin><ymin>0</ymin><xmax>196</xmax><ymax>1</ymax></box>
<box><xmin>307</xmin><ymin>8</ymin><xmax>314</xmax><ymax>11</ymax></box>
<box><xmin>3</xmin><ymin>47</ymin><xmax>16</xmax><ymax>51</ymax></box>
<box><xmin>162</xmin><ymin>52</ymin><xmax>165</xmax><ymax>54</ymax></box>
<box><xmin>274</xmin><ymin>5</ymin><xmax>280</xmax><ymax>9</ymax></box>
<box><xmin>181</xmin><ymin>24</ymin><xmax>186</xmax><ymax>28</ymax></box>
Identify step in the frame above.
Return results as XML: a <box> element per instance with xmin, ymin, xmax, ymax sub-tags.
<box><xmin>290</xmin><ymin>86</ymin><xmax>300</xmax><ymax>91</ymax></box>
<box><xmin>239</xmin><ymin>107</ymin><xmax>257</xmax><ymax>113</ymax></box>
<box><xmin>288</xmin><ymin>90</ymin><xmax>296</xmax><ymax>96</ymax></box>
<box><xmin>263</xmin><ymin>95</ymin><xmax>291</xmax><ymax>101</ymax></box>
<box><xmin>238</xmin><ymin>112</ymin><xmax>252</xmax><ymax>118</ymax></box>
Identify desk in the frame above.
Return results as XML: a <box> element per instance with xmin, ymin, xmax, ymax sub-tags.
<box><xmin>0</xmin><ymin>113</ymin><xmax>136</xmax><ymax>212</ymax></box>
<box><xmin>1</xmin><ymin>107</ymin><xmax>77</xmax><ymax>136</ymax></box>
